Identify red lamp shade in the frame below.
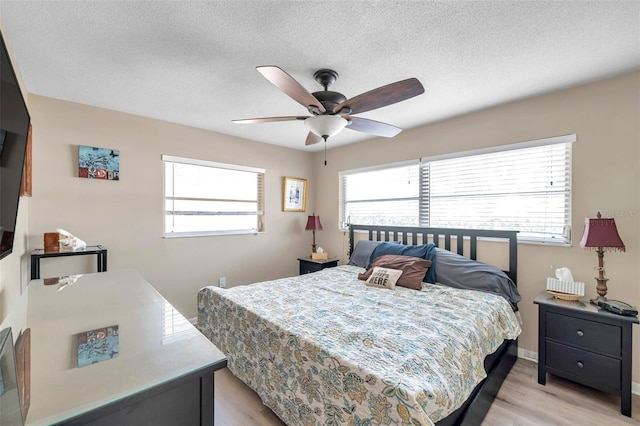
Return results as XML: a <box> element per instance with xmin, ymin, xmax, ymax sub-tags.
<box><xmin>305</xmin><ymin>214</ymin><xmax>323</xmax><ymax>253</ymax></box>
<box><xmin>579</xmin><ymin>212</ymin><xmax>625</xmax><ymax>305</ymax></box>
<box><xmin>305</xmin><ymin>215</ymin><xmax>323</xmax><ymax>231</ymax></box>
<box><xmin>579</xmin><ymin>213</ymin><xmax>625</xmax><ymax>252</ymax></box>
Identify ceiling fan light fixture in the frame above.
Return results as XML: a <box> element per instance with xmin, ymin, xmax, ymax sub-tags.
<box><xmin>304</xmin><ymin>115</ymin><xmax>348</xmax><ymax>138</ymax></box>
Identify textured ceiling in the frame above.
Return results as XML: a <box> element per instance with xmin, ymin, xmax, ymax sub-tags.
<box><xmin>1</xmin><ymin>1</ymin><xmax>638</xmax><ymax>151</ymax></box>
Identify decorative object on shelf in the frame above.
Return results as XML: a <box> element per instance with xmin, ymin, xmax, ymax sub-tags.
<box><xmin>546</xmin><ymin>267</ymin><xmax>585</xmax><ymax>300</ymax></box>
<box><xmin>305</xmin><ymin>214</ymin><xmax>323</xmax><ymax>254</ymax></box>
<box><xmin>77</xmin><ymin>325</ymin><xmax>119</xmax><ymax>368</ymax></box>
<box><xmin>282</xmin><ymin>176</ymin><xmax>307</xmax><ymax>212</ymax></box>
<box><xmin>78</xmin><ymin>145</ymin><xmax>120</xmax><ymax>180</ymax></box>
<box><xmin>44</xmin><ymin>232</ymin><xmax>60</xmax><ymax>252</ymax></box>
<box><xmin>44</xmin><ymin>229</ymin><xmax>86</xmax><ymax>252</ymax></box>
<box><xmin>58</xmin><ymin>229</ymin><xmax>86</xmax><ymax>251</ymax></box>
<box><xmin>579</xmin><ymin>211</ymin><xmax>626</xmax><ymax>305</ymax></box>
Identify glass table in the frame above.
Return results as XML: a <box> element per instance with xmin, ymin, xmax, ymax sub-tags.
<box><xmin>17</xmin><ymin>269</ymin><xmax>226</xmax><ymax>425</ymax></box>
<box><xmin>30</xmin><ymin>245</ymin><xmax>108</xmax><ymax>279</ymax></box>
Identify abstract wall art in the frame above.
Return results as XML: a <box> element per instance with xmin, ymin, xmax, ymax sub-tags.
<box><xmin>78</xmin><ymin>145</ymin><xmax>119</xmax><ymax>180</ymax></box>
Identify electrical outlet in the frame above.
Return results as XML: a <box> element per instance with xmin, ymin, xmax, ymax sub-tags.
<box><xmin>218</xmin><ymin>277</ymin><xmax>226</xmax><ymax>288</ymax></box>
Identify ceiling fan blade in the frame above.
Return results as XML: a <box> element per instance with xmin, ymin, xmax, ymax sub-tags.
<box><xmin>345</xmin><ymin>117</ymin><xmax>402</xmax><ymax>137</ymax></box>
<box><xmin>305</xmin><ymin>132</ymin><xmax>323</xmax><ymax>146</ymax></box>
<box><xmin>333</xmin><ymin>78</ymin><xmax>424</xmax><ymax>115</ymax></box>
<box><xmin>232</xmin><ymin>116</ymin><xmax>308</xmax><ymax>124</ymax></box>
<box><xmin>257</xmin><ymin>66</ymin><xmax>325</xmax><ymax>113</ymax></box>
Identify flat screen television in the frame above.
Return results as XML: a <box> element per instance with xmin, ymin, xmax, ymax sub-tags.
<box><xmin>0</xmin><ymin>30</ymin><xmax>30</xmax><ymax>261</ymax></box>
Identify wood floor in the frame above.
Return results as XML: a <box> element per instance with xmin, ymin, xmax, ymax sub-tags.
<box><xmin>214</xmin><ymin>358</ymin><xmax>640</xmax><ymax>425</ymax></box>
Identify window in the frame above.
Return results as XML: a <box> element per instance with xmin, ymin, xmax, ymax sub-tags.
<box><xmin>163</xmin><ymin>155</ymin><xmax>265</xmax><ymax>237</ymax></box>
<box><xmin>340</xmin><ymin>160</ymin><xmax>420</xmax><ymax>227</ymax></box>
<box><xmin>340</xmin><ymin>135</ymin><xmax>574</xmax><ymax>244</ymax></box>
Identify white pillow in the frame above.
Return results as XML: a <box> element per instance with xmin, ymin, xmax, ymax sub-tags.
<box><xmin>365</xmin><ymin>267</ymin><xmax>403</xmax><ymax>289</ymax></box>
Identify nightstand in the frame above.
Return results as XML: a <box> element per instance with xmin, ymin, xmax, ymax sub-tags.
<box><xmin>297</xmin><ymin>256</ymin><xmax>339</xmax><ymax>275</ymax></box>
<box><xmin>534</xmin><ymin>291</ymin><xmax>638</xmax><ymax>417</ymax></box>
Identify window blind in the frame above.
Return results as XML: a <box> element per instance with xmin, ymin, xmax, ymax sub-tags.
<box><xmin>426</xmin><ymin>141</ymin><xmax>572</xmax><ymax>243</ymax></box>
<box><xmin>163</xmin><ymin>155</ymin><xmax>265</xmax><ymax>236</ymax></box>
<box><xmin>340</xmin><ymin>161</ymin><xmax>420</xmax><ymax>228</ymax></box>
<box><xmin>340</xmin><ymin>135</ymin><xmax>574</xmax><ymax>244</ymax></box>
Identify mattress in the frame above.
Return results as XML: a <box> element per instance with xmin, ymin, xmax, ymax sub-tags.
<box><xmin>197</xmin><ymin>265</ymin><xmax>521</xmax><ymax>425</ymax></box>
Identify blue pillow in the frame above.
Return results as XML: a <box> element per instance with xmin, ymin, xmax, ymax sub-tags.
<box><xmin>369</xmin><ymin>242</ymin><xmax>437</xmax><ymax>283</ymax></box>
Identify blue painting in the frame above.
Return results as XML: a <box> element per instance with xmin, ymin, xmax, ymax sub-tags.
<box><xmin>78</xmin><ymin>145</ymin><xmax>119</xmax><ymax>180</ymax></box>
<box><xmin>77</xmin><ymin>325</ymin><xmax>119</xmax><ymax>367</ymax></box>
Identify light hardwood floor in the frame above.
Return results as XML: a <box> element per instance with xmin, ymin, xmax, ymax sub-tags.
<box><xmin>214</xmin><ymin>359</ymin><xmax>640</xmax><ymax>425</ymax></box>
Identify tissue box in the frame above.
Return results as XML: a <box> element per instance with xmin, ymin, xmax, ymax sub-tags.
<box><xmin>546</xmin><ymin>277</ymin><xmax>585</xmax><ymax>296</ymax></box>
<box><xmin>311</xmin><ymin>252</ymin><xmax>328</xmax><ymax>260</ymax></box>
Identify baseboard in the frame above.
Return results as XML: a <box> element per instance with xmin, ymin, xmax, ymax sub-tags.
<box><xmin>517</xmin><ymin>347</ymin><xmax>538</xmax><ymax>363</ymax></box>
<box><xmin>517</xmin><ymin>348</ymin><xmax>640</xmax><ymax>396</ymax></box>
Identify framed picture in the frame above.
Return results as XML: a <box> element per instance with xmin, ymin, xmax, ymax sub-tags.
<box><xmin>78</xmin><ymin>145</ymin><xmax>120</xmax><ymax>180</ymax></box>
<box><xmin>282</xmin><ymin>176</ymin><xmax>307</xmax><ymax>212</ymax></box>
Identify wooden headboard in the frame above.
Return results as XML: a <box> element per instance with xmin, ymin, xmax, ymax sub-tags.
<box><xmin>348</xmin><ymin>224</ymin><xmax>519</xmax><ymax>285</ymax></box>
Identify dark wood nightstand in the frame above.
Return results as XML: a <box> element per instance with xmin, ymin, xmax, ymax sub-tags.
<box><xmin>534</xmin><ymin>291</ymin><xmax>638</xmax><ymax>417</ymax></box>
<box><xmin>297</xmin><ymin>256</ymin><xmax>339</xmax><ymax>275</ymax></box>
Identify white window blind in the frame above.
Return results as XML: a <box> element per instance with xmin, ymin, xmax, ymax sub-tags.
<box><xmin>340</xmin><ymin>135</ymin><xmax>574</xmax><ymax>245</ymax></box>
<box><xmin>340</xmin><ymin>161</ymin><xmax>420</xmax><ymax>228</ymax></box>
<box><xmin>426</xmin><ymin>141</ymin><xmax>572</xmax><ymax>244</ymax></box>
<box><xmin>163</xmin><ymin>155</ymin><xmax>265</xmax><ymax>237</ymax></box>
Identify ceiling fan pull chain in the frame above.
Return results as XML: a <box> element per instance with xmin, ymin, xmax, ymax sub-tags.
<box><xmin>324</xmin><ymin>137</ymin><xmax>327</xmax><ymax>166</ymax></box>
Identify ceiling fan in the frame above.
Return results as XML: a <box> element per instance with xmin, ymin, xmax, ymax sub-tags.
<box><xmin>232</xmin><ymin>66</ymin><xmax>425</xmax><ymax>146</ymax></box>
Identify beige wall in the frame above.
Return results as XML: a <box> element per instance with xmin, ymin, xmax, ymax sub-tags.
<box><xmin>313</xmin><ymin>71</ymin><xmax>640</xmax><ymax>384</ymax></box>
<box><xmin>25</xmin><ymin>95</ymin><xmax>315</xmax><ymax>319</ymax></box>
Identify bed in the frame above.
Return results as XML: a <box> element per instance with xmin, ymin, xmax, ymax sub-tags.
<box><xmin>198</xmin><ymin>224</ymin><xmax>522</xmax><ymax>425</ymax></box>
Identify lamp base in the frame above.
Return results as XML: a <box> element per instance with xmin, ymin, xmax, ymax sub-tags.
<box><xmin>590</xmin><ymin>276</ymin><xmax>609</xmax><ymax>306</ymax></box>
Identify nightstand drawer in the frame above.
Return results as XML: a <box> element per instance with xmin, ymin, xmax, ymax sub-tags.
<box><xmin>298</xmin><ymin>257</ymin><xmax>339</xmax><ymax>275</ymax></box>
<box><xmin>547</xmin><ymin>341</ymin><xmax>621</xmax><ymax>390</ymax></box>
<box><xmin>546</xmin><ymin>312</ymin><xmax>621</xmax><ymax>356</ymax></box>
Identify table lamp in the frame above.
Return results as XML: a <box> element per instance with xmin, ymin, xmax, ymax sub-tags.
<box><xmin>305</xmin><ymin>214</ymin><xmax>323</xmax><ymax>254</ymax></box>
<box><xmin>579</xmin><ymin>212</ymin><xmax>625</xmax><ymax>304</ymax></box>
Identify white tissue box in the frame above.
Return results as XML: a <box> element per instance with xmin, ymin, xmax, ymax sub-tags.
<box><xmin>546</xmin><ymin>277</ymin><xmax>585</xmax><ymax>296</ymax></box>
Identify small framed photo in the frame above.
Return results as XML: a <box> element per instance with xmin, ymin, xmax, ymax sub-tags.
<box><xmin>282</xmin><ymin>176</ymin><xmax>307</xmax><ymax>212</ymax></box>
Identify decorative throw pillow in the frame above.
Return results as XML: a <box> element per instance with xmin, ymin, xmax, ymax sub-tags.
<box><xmin>369</xmin><ymin>242</ymin><xmax>438</xmax><ymax>283</ymax></box>
<box><xmin>359</xmin><ymin>255</ymin><xmax>432</xmax><ymax>290</ymax></box>
<box><xmin>365</xmin><ymin>267</ymin><xmax>403</xmax><ymax>289</ymax></box>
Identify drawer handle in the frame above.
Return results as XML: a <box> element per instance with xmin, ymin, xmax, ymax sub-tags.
<box><xmin>576</xmin><ymin>330</ymin><xmax>584</xmax><ymax>337</ymax></box>
<box><xmin>577</xmin><ymin>361</ymin><xmax>584</xmax><ymax>368</ymax></box>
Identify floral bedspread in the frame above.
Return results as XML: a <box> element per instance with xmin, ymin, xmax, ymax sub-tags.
<box><xmin>197</xmin><ymin>265</ymin><xmax>521</xmax><ymax>426</ymax></box>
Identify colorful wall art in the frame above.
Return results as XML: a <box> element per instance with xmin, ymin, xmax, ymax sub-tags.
<box><xmin>78</xmin><ymin>145</ymin><xmax>119</xmax><ymax>180</ymax></box>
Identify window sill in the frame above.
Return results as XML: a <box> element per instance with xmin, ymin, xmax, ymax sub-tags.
<box><xmin>164</xmin><ymin>230</ymin><xmax>264</xmax><ymax>238</ymax></box>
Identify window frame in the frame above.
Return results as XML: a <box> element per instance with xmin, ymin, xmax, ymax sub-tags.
<box><xmin>162</xmin><ymin>155</ymin><xmax>265</xmax><ymax>238</ymax></box>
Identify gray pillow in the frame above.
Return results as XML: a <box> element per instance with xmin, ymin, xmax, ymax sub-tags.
<box><xmin>434</xmin><ymin>248</ymin><xmax>521</xmax><ymax>310</ymax></box>
<box><xmin>348</xmin><ymin>240</ymin><xmax>382</xmax><ymax>268</ymax></box>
